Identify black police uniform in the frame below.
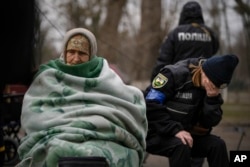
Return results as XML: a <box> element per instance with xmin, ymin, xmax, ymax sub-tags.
<box><xmin>151</xmin><ymin>1</ymin><xmax>219</xmax><ymax>81</ymax></box>
<box><xmin>145</xmin><ymin>58</ymin><xmax>229</xmax><ymax>167</ymax></box>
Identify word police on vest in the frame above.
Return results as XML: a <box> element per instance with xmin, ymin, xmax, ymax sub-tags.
<box><xmin>230</xmin><ymin>151</ymin><xmax>250</xmax><ymax>167</ymax></box>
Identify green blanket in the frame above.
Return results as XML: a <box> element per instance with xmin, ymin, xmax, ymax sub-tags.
<box><xmin>17</xmin><ymin>57</ymin><xmax>147</xmax><ymax>167</ymax></box>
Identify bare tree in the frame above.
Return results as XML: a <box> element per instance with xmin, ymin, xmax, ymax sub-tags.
<box><xmin>97</xmin><ymin>0</ymin><xmax>127</xmax><ymax>63</ymax></box>
<box><xmin>234</xmin><ymin>0</ymin><xmax>250</xmax><ymax>78</ymax></box>
<box><xmin>36</xmin><ymin>0</ymin><xmax>249</xmax><ymax>89</ymax></box>
<box><xmin>206</xmin><ymin>0</ymin><xmax>222</xmax><ymax>53</ymax></box>
<box><xmin>135</xmin><ymin>0</ymin><xmax>162</xmax><ymax>80</ymax></box>
<box><xmin>235</xmin><ymin>0</ymin><xmax>250</xmax><ymax>41</ymax></box>
<box><xmin>34</xmin><ymin>3</ymin><xmax>58</xmax><ymax>66</ymax></box>
<box><xmin>57</xmin><ymin>0</ymin><xmax>104</xmax><ymax>31</ymax></box>
<box><xmin>221</xmin><ymin>0</ymin><xmax>233</xmax><ymax>52</ymax></box>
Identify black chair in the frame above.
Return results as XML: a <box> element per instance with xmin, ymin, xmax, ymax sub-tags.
<box><xmin>58</xmin><ymin>156</ymin><xmax>109</xmax><ymax>167</ymax></box>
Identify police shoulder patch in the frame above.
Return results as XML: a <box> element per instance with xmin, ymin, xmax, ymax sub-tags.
<box><xmin>152</xmin><ymin>73</ymin><xmax>168</xmax><ymax>88</ymax></box>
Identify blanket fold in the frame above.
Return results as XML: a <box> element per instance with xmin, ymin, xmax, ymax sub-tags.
<box><xmin>18</xmin><ymin>57</ymin><xmax>147</xmax><ymax>167</ymax></box>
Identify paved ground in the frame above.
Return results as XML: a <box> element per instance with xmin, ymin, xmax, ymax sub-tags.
<box><xmin>4</xmin><ymin>122</ymin><xmax>249</xmax><ymax>167</ymax></box>
<box><xmin>143</xmin><ymin>121</ymin><xmax>250</xmax><ymax>167</ymax></box>
<box><xmin>4</xmin><ymin>112</ymin><xmax>250</xmax><ymax>167</ymax></box>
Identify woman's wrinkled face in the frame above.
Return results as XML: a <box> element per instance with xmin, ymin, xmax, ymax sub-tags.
<box><xmin>66</xmin><ymin>50</ymin><xmax>89</xmax><ymax>65</ymax></box>
<box><xmin>65</xmin><ymin>34</ymin><xmax>90</xmax><ymax>65</ymax></box>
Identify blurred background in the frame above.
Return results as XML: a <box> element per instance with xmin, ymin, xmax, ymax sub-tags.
<box><xmin>1</xmin><ymin>0</ymin><xmax>249</xmax><ymax>166</ymax></box>
<box><xmin>2</xmin><ymin>0</ymin><xmax>250</xmax><ymax>93</ymax></box>
<box><xmin>34</xmin><ymin>0</ymin><xmax>250</xmax><ymax>94</ymax></box>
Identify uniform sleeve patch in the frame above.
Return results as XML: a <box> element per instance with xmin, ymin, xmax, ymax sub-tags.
<box><xmin>145</xmin><ymin>88</ymin><xmax>166</xmax><ymax>104</ymax></box>
<box><xmin>152</xmin><ymin>73</ymin><xmax>168</xmax><ymax>88</ymax></box>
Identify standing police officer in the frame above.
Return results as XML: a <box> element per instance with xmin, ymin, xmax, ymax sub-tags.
<box><xmin>151</xmin><ymin>1</ymin><xmax>219</xmax><ymax>81</ymax></box>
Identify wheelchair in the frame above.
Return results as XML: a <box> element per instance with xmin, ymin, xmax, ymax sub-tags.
<box><xmin>1</xmin><ymin>84</ymin><xmax>27</xmax><ymax>166</ymax></box>
<box><xmin>1</xmin><ymin>85</ymin><xmax>111</xmax><ymax>167</ymax></box>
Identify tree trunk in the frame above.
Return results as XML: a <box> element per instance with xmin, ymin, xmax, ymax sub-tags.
<box><xmin>98</xmin><ymin>0</ymin><xmax>127</xmax><ymax>63</ymax></box>
<box><xmin>235</xmin><ymin>0</ymin><xmax>250</xmax><ymax>78</ymax></box>
<box><xmin>136</xmin><ymin>0</ymin><xmax>162</xmax><ymax>80</ymax></box>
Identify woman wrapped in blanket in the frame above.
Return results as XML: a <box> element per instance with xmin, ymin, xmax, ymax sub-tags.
<box><xmin>17</xmin><ymin>28</ymin><xmax>147</xmax><ymax>167</ymax></box>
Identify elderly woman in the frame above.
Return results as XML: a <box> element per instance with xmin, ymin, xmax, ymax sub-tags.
<box><xmin>17</xmin><ymin>28</ymin><xmax>147</xmax><ymax>167</ymax></box>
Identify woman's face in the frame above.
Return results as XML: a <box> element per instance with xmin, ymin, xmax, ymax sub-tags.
<box><xmin>66</xmin><ymin>49</ymin><xmax>89</xmax><ymax>65</ymax></box>
<box><xmin>65</xmin><ymin>34</ymin><xmax>90</xmax><ymax>65</ymax></box>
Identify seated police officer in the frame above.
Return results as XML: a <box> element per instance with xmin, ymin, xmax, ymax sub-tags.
<box><xmin>144</xmin><ymin>54</ymin><xmax>238</xmax><ymax>167</ymax></box>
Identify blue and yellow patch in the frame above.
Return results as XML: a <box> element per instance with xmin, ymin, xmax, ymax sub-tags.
<box><xmin>152</xmin><ymin>73</ymin><xmax>168</xmax><ymax>88</ymax></box>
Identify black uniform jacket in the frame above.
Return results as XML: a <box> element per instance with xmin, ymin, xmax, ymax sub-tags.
<box><xmin>145</xmin><ymin>58</ymin><xmax>223</xmax><ymax>138</ymax></box>
<box><xmin>150</xmin><ymin>2</ymin><xmax>219</xmax><ymax>80</ymax></box>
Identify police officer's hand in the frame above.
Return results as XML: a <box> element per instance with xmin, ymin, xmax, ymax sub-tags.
<box><xmin>175</xmin><ymin>130</ymin><xmax>193</xmax><ymax>148</ymax></box>
<box><xmin>204</xmin><ymin>80</ymin><xmax>219</xmax><ymax>97</ymax></box>
<box><xmin>201</xmin><ymin>70</ymin><xmax>220</xmax><ymax>97</ymax></box>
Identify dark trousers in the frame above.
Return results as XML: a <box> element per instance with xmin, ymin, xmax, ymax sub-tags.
<box><xmin>146</xmin><ymin>133</ymin><xmax>229</xmax><ymax>167</ymax></box>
